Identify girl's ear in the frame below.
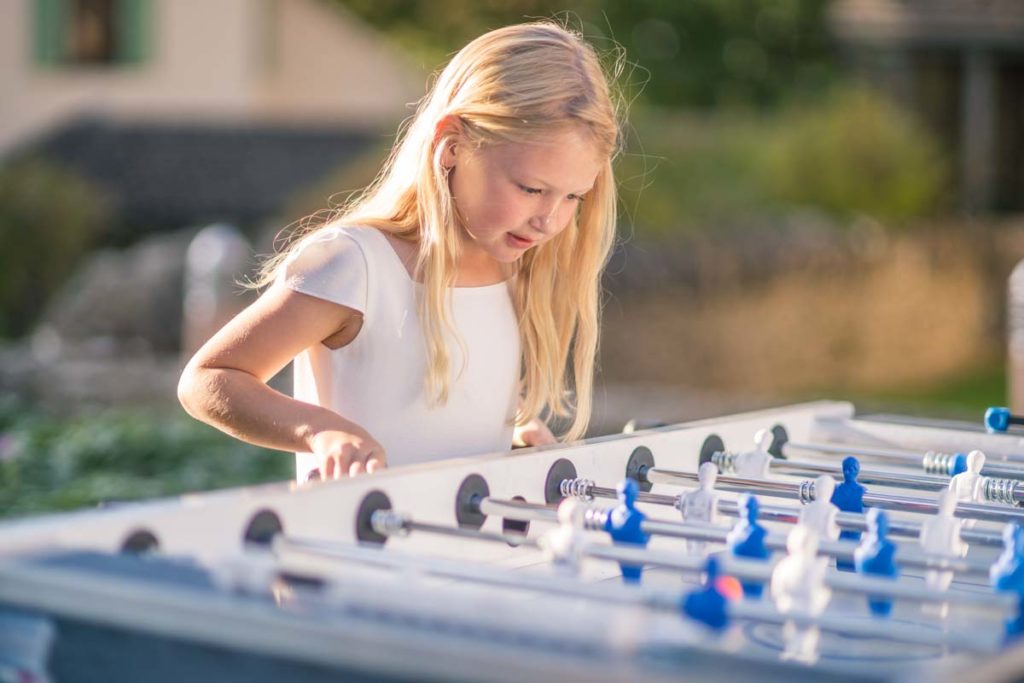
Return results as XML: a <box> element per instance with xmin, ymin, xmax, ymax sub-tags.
<box><xmin>433</xmin><ymin>114</ymin><xmax>463</xmax><ymax>169</ymax></box>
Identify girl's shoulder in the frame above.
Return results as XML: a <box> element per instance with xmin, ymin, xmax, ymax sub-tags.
<box><xmin>281</xmin><ymin>224</ymin><xmax>380</xmax><ymax>312</ymax></box>
<box><xmin>296</xmin><ymin>223</ymin><xmax>379</xmax><ymax>249</ymax></box>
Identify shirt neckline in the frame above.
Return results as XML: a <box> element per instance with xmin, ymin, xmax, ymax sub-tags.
<box><xmin>366</xmin><ymin>227</ymin><xmax>512</xmax><ymax>292</ymax></box>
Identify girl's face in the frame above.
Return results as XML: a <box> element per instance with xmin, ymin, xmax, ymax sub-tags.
<box><xmin>446</xmin><ymin>126</ymin><xmax>603</xmax><ymax>268</ymax></box>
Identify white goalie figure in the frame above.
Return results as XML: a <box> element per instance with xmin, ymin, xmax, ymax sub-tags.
<box><xmin>799</xmin><ymin>475</ymin><xmax>840</xmax><ymax>542</ymax></box>
<box><xmin>676</xmin><ymin>462</ymin><xmax>722</xmax><ymax>555</ymax></box>
<box><xmin>771</xmin><ymin>525</ymin><xmax>832</xmax><ymax>664</ymax></box>
<box><xmin>732</xmin><ymin>429</ymin><xmax>776</xmax><ymax>479</ymax></box>
<box><xmin>539</xmin><ymin>498</ymin><xmax>589</xmax><ymax>576</ymax></box>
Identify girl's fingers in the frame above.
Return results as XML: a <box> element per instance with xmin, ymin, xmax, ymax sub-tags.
<box><xmin>366</xmin><ymin>452</ymin><xmax>387</xmax><ymax>473</ymax></box>
<box><xmin>316</xmin><ymin>444</ymin><xmax>385</xmax><ymax>480</ymax></box>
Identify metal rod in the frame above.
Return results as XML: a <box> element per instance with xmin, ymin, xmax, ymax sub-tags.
<box><xmin>355</xmin><ymin>513</ymin><xmax>1013</xmax><ymax>613</ymax></box>
<box><xmin>715</xmin><ymin>451</ymin><xmax>1024</xmax><ymax>503</ymax></box>
<box><xmin>769</xmin><ymin>458</ymin><xmax>951</xmax><ymax>492</ymax></box>
<box><xmin>371</xmin><ymin>510</ymin><xmax>539</xmax><ymax>548</ymax></box>
<box><xmin>730</xmin><ymin>600</ymin><xmax>1002</xmax><ymax>653</ymax></box>
<box><xmin>475</xmin><ymin>495</ymin><xmax>994</xmax><ymax>577</ymax></box>
<box><xmin>568</xmin><ymin>480</ymin><xmax>1005</xmax><ymax>546</ymax></box>
<box><xmin>784</xmin><ymin>440</ymin><xmax>1024</xmax><ymax>479</ymax></box>
<box><xmin>644</xmin><ymin>467</ymin><xmax>1024</xmax><ymax>523</ymax></box>
<box><xmin>273</xmin><ymin>537</ymin><xmax>1004</xmax><ymax>653</ymax></box>
<box><xmin>277</xmin><ymin>535</ymin><xmax>650</xmax><ymax>609</ymax></box>
<box><xmin>583</xmin><ymin>543</ymin><xmax>1012</xmax><ymax>611</ymax></box>
<box><xmin>813</xmin><ymin>415</ymin><xmax>1024</xmax><ymax>464</ymax></box>
<box><xmin>477</xmin><ymin>496</ymin><xmax>558</xmax><ymax>523</ymax></box>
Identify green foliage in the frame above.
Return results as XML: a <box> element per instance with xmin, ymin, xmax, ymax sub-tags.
<box><xmin>0</xmin><ymin>158</ymin><xmax>110</xmax><ymax>338</ymax></box>
<box><xmin>601</xmin><ymin>0</ymin><xmax>835</xmax><ymax>109</ymax></box>
<box><xmin>760</xmin><ymin>86</ymin><xmax>951</xmax><ymax>223</ymax></box>
<box><xmin>617</xmin><ymin>108</ymin><xmax>771</xmax><ymax>234</ymax></box>
<box><xmin>330</xmin><ymin>0</ymin><xmax>837</xmax><ymax>111</ymax></box>
<box><xmin>617</xmin><ymin>86</ymin><xmax>949</xmax><ymax>236</ymax></box>
<box><xmin>0</xmin><ymin>396</ymin><xmax>292</xmax><ymax>519</ymax></box>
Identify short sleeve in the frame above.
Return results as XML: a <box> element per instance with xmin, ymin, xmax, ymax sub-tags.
<box><xmin>279</xmin><ymin>228</ymin><xmax>368</xmax><ymax>313</ymax></box>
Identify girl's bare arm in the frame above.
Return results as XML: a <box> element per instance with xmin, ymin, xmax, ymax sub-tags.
<box><xmin>177</xmin><ymin>283</ymin><xmax>365</xmax><ymax>453</ymax></box>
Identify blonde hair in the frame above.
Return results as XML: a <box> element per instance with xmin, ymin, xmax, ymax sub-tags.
<box><xmin>256</xmin><ymin>22</ymin><xmax>624</xmax><ymax>442</ymax></box>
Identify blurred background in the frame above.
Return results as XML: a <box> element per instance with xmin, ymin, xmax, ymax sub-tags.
<box><xmin>1</xmin><ymin>0</ymin><xmax>1022</xmax><ymax>517</ymax></box>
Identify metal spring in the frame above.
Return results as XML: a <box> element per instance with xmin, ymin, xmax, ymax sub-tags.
<box><xmin>582</xmin><ymin>507</ymin><xmax>608</xmax><ymax>532</ymax></box>
<box><xmin>559</xmin><ymin>477</ymin><xmax>595</xmax><ymax>501</ymax></box>
<box><xmin>710</xmin><ymin>450</ymin><xmax>738</xmax><ymax>474</ymax></box>
<box><xmin>982</xmin><ymin>477</ymin><xmax>1020</xmax><ymax>506</ymax></box>
<box><xmin>922</xmin><ymin>450</ymin><xmax>958</xmax><ymax>475</ymax></box>
<box><xmin>798</xmin><ymin>479</ymin><xmax>816</xmax><ymax>505</ymax></box>
<box><xmin>370</xmin><ymin>510</ymin><xmax>408</xmax><ymax>537</ymax></box>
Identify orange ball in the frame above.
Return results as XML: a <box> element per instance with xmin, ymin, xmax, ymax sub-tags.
<box><xmin>714</xmin><ymin>575</ymin><xmax>743</xmax><ymax>601</ymax></box>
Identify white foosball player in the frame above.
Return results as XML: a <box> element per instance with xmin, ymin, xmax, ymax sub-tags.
<box><xmin>732</xmin><ymin>429</ymin><xmax>775</xmax><ymax>479</ymax></box>
<box><xmin>798</xmin><ymin>475</ymin><xmax>840</xmax><ymax>542</ymax></box>
<box><xmin>540</xmin><ymin>498</ymin><xmax>588</xmax><ymax>575</ymax></box>
<box><xmin>676</xmin><ymin>462</ymin><xmax>721</xmax><ymax>555</ymax></box>
<box><xmin>919</xmin><ymin>489</ymin><xmax>968</xmax><ymax>615</ymax></box>
<box><xmin>771</xmin><ymin>526</ymin><xmax>832</xmax><ymax>664</ymax></box>
<box><xmin>948</xmin><ymin>450</ymin><xmax>985</xmax><ymax>503</ymax></box>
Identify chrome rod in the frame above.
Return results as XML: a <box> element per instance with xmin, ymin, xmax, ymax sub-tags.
<box><xmin>477</xmin><ymin>496</ymin><xmax>558</xmax><ymax>523</ymax></box>
<box><xmin>644</xmin><ymin>468</ymin><xmax>1024</xmax><ymax>522</ymax></box>
<box><xmin>371</xmin><ymin>510</ymin><xmax>538</xmax><ymax>548</ymax></box>
<box><xmin>769</xmin><ymin>458</ymin><xmax>950</xmax><ymax>491</ymax></box>
<box><xmin>361</xmin><ymin>512</ymin><xmax>1011</xmax><ymax>612</ymax></box>
<box><xmin>560</xmin><ymin>479</ymin><xmax>1005</xmax><ymax>546</ymax></box>
<box><xmin>784</xmin><ymin>440</ymin><xmax>1024</xmax><ymax>479</ymax></box>
<box><xmin>477</xmin><ymin>495</ymin><xmax>994</xmax><ymax>577</ymax></box>
<box><xmin>273</xmin><ymin>537</ymin><xmax>1003</xmax><ymax>653</ymax></box>
<box><xmin>586</xmin><ymin>544</ymin><xmax>1012</xmax><ymax>611</ymax></box>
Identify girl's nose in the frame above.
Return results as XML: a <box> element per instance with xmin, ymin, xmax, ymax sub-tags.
<box><xmin>530</xmin><ymin>202</ymin><xmax>559</xmax><ymax>233</ymax></box>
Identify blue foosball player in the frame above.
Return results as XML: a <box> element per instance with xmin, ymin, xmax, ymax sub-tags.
<box><xmin>727</xmin><ymin>493</ymin><xmax>770</xmax><ymax>598</ymax></box>
<box><xmin>990</xmin><ymin>523</ymin><xmax>1024</xmax><ymax>639</ymax></box>
<box><xmin>854</xmin><ymin>508</ymin><xmax>899</xmax><ymax>617</ymax></box>
<box><xmin>682</xmin><ymin>556</ymin><xmax>730</xmax><ymax>631</ymax></box>
<box><xmin>604</xmin><ymin>478</ymin><xmax>650</xmax><ymax>583</ymax></box>
<box><xmin>831</xmin><ymin>456</ymin><xmax>867</xmax><ymax>571</ymax></box>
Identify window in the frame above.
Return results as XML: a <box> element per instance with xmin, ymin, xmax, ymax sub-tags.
<box><xmin>70</xmin><ymin>0</ymin><xmax>117</xmax><ymax>63</ymax></box>
<box><xmin>34</xmin><ymin>0</ymin><xmax>150</xmax><ymax>67</ymax></box>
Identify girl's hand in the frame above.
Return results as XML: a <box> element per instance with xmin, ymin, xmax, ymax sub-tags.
<box><xmin>513</xmin><ymin>417</ymin><xmax>557</xmax><ymax>448</ymax></box>
<box><xmin>309</xmin><ymin>427</ymin><xmax>388</xmax><ymax>479</ymax></box>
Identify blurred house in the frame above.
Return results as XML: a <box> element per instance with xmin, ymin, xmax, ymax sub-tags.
<box><xmin>830</xmin><ymin>0</ymin><xmax>1024</xmax><ymax>215</ymax></box>
<box><xmin>0</xmin><ymin>0</ymin><xmax>423</xmax><ymax>234</ymax></box>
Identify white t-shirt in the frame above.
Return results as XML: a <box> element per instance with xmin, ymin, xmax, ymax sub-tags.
<box><xmin>279</xmin><ymin>225</ymin><xmax>520</xmax><ymax>481</ymax></box>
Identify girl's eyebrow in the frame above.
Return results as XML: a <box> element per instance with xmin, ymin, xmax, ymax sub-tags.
<box><xmin>522</xmin><ymin>176</ymin><xmax>594</xmax><ymax>195</ymax></box>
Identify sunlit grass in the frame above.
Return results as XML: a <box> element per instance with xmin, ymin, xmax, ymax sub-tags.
<box><xmin>793</xmin><ymin>363</ymin><xmax>1007</xmax><ymax>422</ymax></box>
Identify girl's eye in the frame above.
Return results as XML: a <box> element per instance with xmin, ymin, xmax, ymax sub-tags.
<box><xmin>519</xmin><ymin>184</ymin><xmax>585</xmax><ymax>202</ymax></box>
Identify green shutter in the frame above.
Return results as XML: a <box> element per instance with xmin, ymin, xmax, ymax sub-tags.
<box><xmin>33</xmin><ymin>0</ymin><xmax>68</xmax><ymax>65</ymax></box>
<box><xmin>116</xmin><ymin>0</ymin><xmax>150</xmax><ymax>63</ymax></box>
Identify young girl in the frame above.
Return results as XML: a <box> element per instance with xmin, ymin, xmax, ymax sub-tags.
<box><xmin>177</xmin><ymin>22</ymin><xmax>624</xmax><ymax>482</ymax></box>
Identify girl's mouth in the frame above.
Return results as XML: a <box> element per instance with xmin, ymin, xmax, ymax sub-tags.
<box><xmin>507</xmin><ymin>233</ymin><xmax>534</xmax><ymax>248</ymax></box>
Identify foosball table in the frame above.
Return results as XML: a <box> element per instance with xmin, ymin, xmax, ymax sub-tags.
<box><xmin>3</xmin><ymin>400</ymin><xmax>1024</xmax><ymax>682</ymax></box>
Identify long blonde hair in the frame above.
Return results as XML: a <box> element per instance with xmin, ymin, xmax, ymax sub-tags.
<box><xmin>256</xmin><ymin>22</ymin><xmax>624</xmax><ymax>441</ymax></box>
